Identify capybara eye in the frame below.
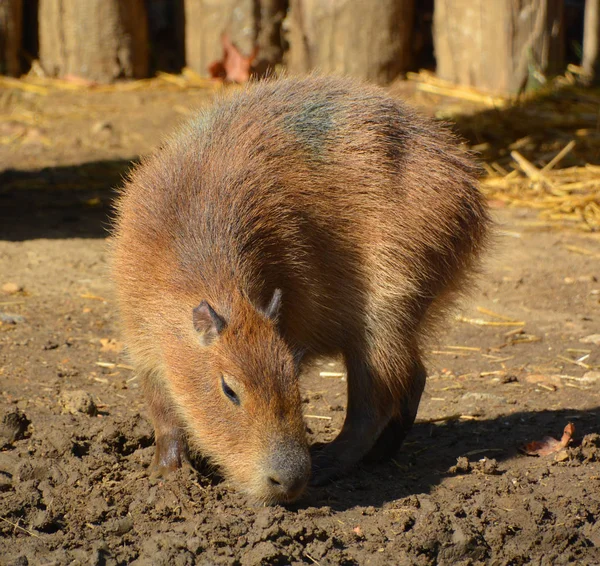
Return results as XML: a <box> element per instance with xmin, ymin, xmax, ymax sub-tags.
<box><xmin>221</xmin><ymin>376</ymin><xmax>240</xmax><ymax>406</ymax></box>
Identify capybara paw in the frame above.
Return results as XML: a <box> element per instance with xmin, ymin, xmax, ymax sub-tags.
<box><xmin>362</xmin><ymin>418</ymin><xmax>408</xmax><ymax>463</ymax></box>
<box><xmin>309</xmin><ymin>443</ymin><xmax>347</xmax><ymax>486</ymax></box>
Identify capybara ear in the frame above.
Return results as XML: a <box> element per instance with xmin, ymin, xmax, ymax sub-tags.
<box><xmin>193</xmin><ymin>301</ymin><xmax>226</xmax><ymax>346</ymax></box>
<box><xmin>262</xmin><ymin>288</ymin><xmax>282</xmax><ymax>321</ymax></box>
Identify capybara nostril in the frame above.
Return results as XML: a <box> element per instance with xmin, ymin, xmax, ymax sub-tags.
<box><xmin>263</xmin><ymin>443</ymin><xmax>311</xmax><ymax>501</ymax></box>
<box><xmin>266</xmin><ymin>470</ymin><xmax>307</xmax><ymax>498</ymax></box>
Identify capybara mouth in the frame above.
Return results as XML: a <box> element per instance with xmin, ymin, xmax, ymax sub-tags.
<box><xmin>250</xmin><ymin>441</ymin><xmax>311</xmax><ymax>504</ymax></box>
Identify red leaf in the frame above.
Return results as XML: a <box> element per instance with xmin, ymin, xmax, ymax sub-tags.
<box><xmin>208</xmin><ymin>34</ymin><xmax>258</xmax><ymax>84</ymax></box>
<box><xmin>521</xmin><ymin>422</ymin><xmax>575</xmax><ymax>456</ymax></box>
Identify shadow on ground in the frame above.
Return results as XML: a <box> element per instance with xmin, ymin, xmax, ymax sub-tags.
<box><xmin>0</xmin><ymin>159</ymin><xmax>135</xmax><ymax>241</ymax></box>
<box><xmin>305</xmin><ymin>406</ymin><xmax>600</xmax><ymax>511</ymax></box>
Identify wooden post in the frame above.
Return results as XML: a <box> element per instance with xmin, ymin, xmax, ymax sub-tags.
<box><xmin>434</xmin><ymin>0</ymin><xmax>565</xmax><ymax>95</ymax></box>
<box><xmin>285</xmin><ymin>0</ymin><xmax>415</xmax><ymax>84</ymax></box>
<box><xmin>146</xmin><ymin>0</ymin><xmax>185</xmax><ymax>73</ymax></box>
<box><xmin>582</xmin><ymin>0</ymin><xmax>600</xmax><ymax>84</ymax></box>
<box><xmin>0</xmin><ymin>0</ymin><xmax>22</xmax><ymax>76</ymax></box>
<box><xmin>38</xmin><ymin>0</ymin><xmax>149</xmax><ymax>83</ymax></box>
<box><xmin>184</xmin><ymin>0</ymin><xmax>286</xmax><ymax>77</ymax></box>
<box><xmin>254</xmin><ymin>0</ymin><xmax>287</xmax><ymax>76</ymax></box>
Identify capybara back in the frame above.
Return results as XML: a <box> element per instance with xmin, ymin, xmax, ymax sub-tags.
<box><xmin>111</xmin><ymin>76</ymin><xmax>489</xmax><ymax>502</ymax></box>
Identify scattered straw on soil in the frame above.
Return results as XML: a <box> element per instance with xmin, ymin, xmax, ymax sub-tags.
<box><xmin>482</xmin><ymin>159</ymin><xmax>600</xmax><ymax>232</ymax></box>
<box><xmin>0</xmin><ymin>67</ymin><xmax>221</xmax><ymax>95</ymax></box>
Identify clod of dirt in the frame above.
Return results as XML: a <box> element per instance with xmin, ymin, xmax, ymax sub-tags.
<box><xmin>0</xmin><ymin>312</ymin><xmax>26</xmax><ymax>324</ymax></box>
<box><xmin>0</xmin><ymin>408</ymin><xmax>31</xmax><ymax>446</ymax></box>
<box><xmin>566</xmin><ymin>433</ymin><xmax>600</xmax><ymax>464</ymax></box>
<box><xmin>477</xmin><ymin>457</ymin><xmax>500</xmax><ymax>474</ymax></box>
<box><xmin>0</xmin><ymin>452</ymin><xmax>18</xmax><ymax>476</ymax></box>
<box><xmin>555</xmin><ymin>450</ymin><xmax>570</xmax><ymax>462</ymax></box>
<box><xmin>1</xmin><ymin>282</ymin><xmax>23</xmax><ymax>295</ymax></box>
<box><xmin>99</xmin><ymin>338</ymin><xmax>123</xmax><ymax>352</ymax></box>
<box><xmin>449</xmin><ymin>456</ymin><xmax>472</xmax><ymax>474</ymax></box>
<box><xmin>105</xmin><ymin>516</ymin><xmax>134</xmax><ymax>535</ymax></box>
<box><xmin>59</xmin><ymin>390</ymin><xmax>97</xmax><ymax>416</ymax></box>
<box><xmin>15</xmin><ymin>460</ymin><xmax>49</xmax><ymax>482</ymax></box>
<box><xmin>449</xmin><ymin>456</ymin><xmax>499</xmax><ymax>475</ymax></box>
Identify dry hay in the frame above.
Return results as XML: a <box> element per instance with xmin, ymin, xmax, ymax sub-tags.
<box><xmin>0</xmin><ymin>66</ymin><xmax>220</xmax><ymax>95</ymax></box>
<box><xmin>408</xmin><ymin>69</ymin><xmax>600</xmax><ymax>233</ymax></box>
<box><xmin>482</xmin><ymin>152</ymin><xmax>600</xmax><ymax>232</ymax></box>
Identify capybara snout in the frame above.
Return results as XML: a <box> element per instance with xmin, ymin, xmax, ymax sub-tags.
<box><xmin>111</xmin><ymin>75</ymin><xmax>489</xmax><ymax>502</ymax></box>
<box><xmin>258</xmin><ymin>437</ymin><xmax>311</xmax><ymax>503</ymax></box>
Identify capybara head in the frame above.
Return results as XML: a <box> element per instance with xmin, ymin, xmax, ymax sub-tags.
<box><xmin>163</xmin><ymin>288</ymin><xmax>310</xmax><ymax>504</ymax></box>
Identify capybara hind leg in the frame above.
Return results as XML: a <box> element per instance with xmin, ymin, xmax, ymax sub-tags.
<box><xmin>144</xmin><ymin>377</ymin><xmax>187</xmax><ymax>477</ymax></box>
<box><xmin>310</xmin><ymin>357</ymin><xmax>393</xmax><ymax>486</ymax></box>
<box><xmin>363</xmin><ymin>357</ymin><xmax>426</xmax><ymax>463</ymax></box>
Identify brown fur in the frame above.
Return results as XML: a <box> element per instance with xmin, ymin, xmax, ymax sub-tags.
<box><xmin>110</xmin><ymin>75</ymin><xmax>490</xmax><ymax>503</ymax></box>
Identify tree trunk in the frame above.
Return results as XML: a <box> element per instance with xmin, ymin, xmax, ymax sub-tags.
<box><xmin>434</xmin><ymin>0</ymin><xmax>565</xmax><ymax>95</ymax></box>
<box><xmin>0</xmin><ymin>0</ymin><xmax>22</xmax><ymax>76</ymax></box>
<box><xmin>285</xmin><ymin>0</ymin><xmax>415</xmax><ymax>85</ymax></box>
<box><xmin>38</xmin><ymin>0</ymin><xmax>149</xmax><ymax>83</ymax></box>
<box><xmin>184</xmin><ymin>0</ymin><xmax>286</xmax><ymax>77</ymax></box>
<box><xmin>582</xmin><ymin>0</ymin><xmax>600</xmax><ymax>84</ymax></box>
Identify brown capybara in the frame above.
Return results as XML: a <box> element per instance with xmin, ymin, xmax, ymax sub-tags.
<box><xmin>111</xmin><ymin>76</ymin><xmax>489</xmax><ymax>504</ymax></box>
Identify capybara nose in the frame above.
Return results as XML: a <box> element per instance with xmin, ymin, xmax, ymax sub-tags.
<box><xmin>264</xmin><ymin>443</ymin><xmax>310</xmax><ymax>502</ymax></box>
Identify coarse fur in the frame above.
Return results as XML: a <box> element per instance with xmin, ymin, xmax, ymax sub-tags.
<box><xmin>110</xmin><ymin>75</ymin><xmax>490</xmax><ymax>503</ymax></box>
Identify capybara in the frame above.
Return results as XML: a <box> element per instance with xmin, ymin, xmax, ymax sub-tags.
<box><xmin>111</xmin><ymin>76</ymin><xmax>489</xmax><ymax>504</ymax></box>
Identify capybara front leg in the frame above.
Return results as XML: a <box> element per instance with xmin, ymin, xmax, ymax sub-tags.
<box><xmin>310</xmin><ymin>357</ymin><xmax>393</xmax><ymax>486</ymax></box>
<box><xmin>363</xmin><ymin>357</ymin><xmax>426</xmax><ymax>463</ymax></box>
<box><xmin>144</xmin><ymin>376</ymin><xmax>187</xmax><ymax>477</ymax></box>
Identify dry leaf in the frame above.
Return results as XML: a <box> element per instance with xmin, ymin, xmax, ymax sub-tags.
<box><xmin>521</xmin><ymin>423</ymin><xmax>575</xmax><ymax>456</ymax></box>
<box><xmin>208</xmin><ymin>34</ymin><xmax>258</xmax><ymax>84</ymax></box>
<box><xmin>99</xmin><ymin>338</ymin><xmax>123</xmax><ymax>353</ymax></box>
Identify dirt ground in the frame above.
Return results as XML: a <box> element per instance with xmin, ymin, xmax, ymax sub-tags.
<box><xmin>0</xmin><ymin>81</ymin><xmax>599</xmax><ymax>565</ymax></box>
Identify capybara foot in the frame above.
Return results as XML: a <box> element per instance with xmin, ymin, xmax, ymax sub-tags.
<box><xmin>309</xmin><ymin>435</ymin><xmax>372</xmax><ymax>486</ymax></box>
<box><xmin>362</xmin><ymin>418</ymin><xmax>411</xmax><ymax>463</ymax></box>
<box><xmin>309</xmin><ymin>441</ymin><xmax>348</xmax><ymax>486</ymax></box>
<box><xmin>150</xmin><ymin>429</ymin><xmax>187</xmax><ymax>477</ymax></box>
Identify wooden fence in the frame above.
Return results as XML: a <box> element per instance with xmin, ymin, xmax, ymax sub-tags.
<box><xmin>0</xmin><ymin>0</ymin><xmax>598</xmax><ymax>94</ymax></box>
